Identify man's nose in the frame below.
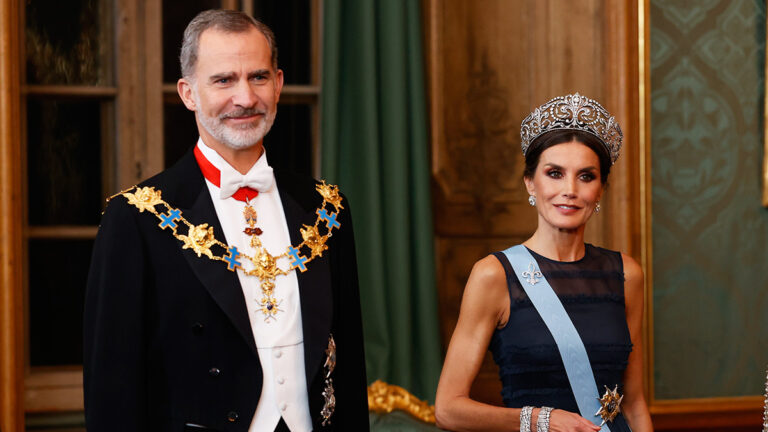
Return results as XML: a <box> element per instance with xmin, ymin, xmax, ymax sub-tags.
<box><xmin>232</xmin><ymin>80</ymin><xmax>259</xmax><ymax>107</ymax></box>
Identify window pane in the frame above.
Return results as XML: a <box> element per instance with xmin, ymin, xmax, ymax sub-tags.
<box><xmin>28</xmin><ymin>239</ymin><xmax>93</xmax><ymax>366</ymax></box>
<box><xmin>164</xmin><ymin>102</ymin><xmax>199</xmax><ymax>168</ymax></box>
<box><xmin>27</xmin><ymin>98</ymin><xmax>105</xmax><ymax>226</ymax></box>
<box><xmin>264</xmin><ymin>103</ymin><xmax>312</xmax><ymax>175</ymax></box>
<box><xmin>162</xmin><ymin>0</ymin><xmax>223</xmax><ymax>83</ymax></box>
<box><xmin>26</xmin><ymin>0</ymin><xmax>112</xmax><ymax>85</ymax></box>
<box><xmin>252</xmin><ymin>0</ymin><xmax>311</xmax><ymax>85</ymax></box>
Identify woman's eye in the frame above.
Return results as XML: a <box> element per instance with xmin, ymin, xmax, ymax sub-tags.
<box><xmin>579</xmin><ymin>173</ymin><xmax>596</xmax><ymax>182</ymax></box>
<box><xmin>546</xmin><ymin>170</ymin><xmax>562</xmax><ymax>179</ymax></box>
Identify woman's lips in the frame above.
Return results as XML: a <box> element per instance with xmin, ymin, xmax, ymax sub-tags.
<box><xmin>554</xmin><ymin>204</ymin><xmax>581</xmax><ymax>215</ymax></box>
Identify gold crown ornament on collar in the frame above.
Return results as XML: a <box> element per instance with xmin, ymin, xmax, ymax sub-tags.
<box><xmin>520</xmin><ymin>93</ymin><xmax>623</xmax><ymax>164</ymax></box>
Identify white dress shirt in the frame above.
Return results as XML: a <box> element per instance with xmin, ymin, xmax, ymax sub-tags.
<box><xmin>196</xmin><ymin>139</ymin><xmax>312</xmax><ymax>432</ymax></box>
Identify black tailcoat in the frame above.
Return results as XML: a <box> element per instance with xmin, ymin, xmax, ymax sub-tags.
<box><xmin>84</xmin><ymin>150</ymin><xmax>369</xmax><ymax>431</ymax></box>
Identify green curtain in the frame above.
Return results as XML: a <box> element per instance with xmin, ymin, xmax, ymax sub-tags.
<box><xmin>321</xmin><ymin>0</ymin><xmax>441</xmax><ymax>402</ymax></box>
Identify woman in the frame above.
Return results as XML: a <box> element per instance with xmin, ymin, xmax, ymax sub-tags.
<box><xmin>435</xmin><ymin>94</ymin><xmax>653</xmax><ymax>432</ymax></box>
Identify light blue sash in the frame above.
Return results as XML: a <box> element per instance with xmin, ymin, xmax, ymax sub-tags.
<box><xmin>503</xmin><ymin>245</ymin><xmax>610</xmax><ymax>432</ymax></box>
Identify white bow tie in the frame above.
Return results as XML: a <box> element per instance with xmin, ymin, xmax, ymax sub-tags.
<box><xmin>219</xmin><ymin>164</ymin><xmax>275</xmax><ymax>200</ymax></box>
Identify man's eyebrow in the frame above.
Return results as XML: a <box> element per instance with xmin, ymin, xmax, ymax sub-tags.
<box><xmin>208</xmin><ymin>72</ymin><xmax>234</xmax><ymax>82</ymax></box>
<box><xmin>248</xmin><ymin>69</ymin><xmax>271</xmax><ymax>78</ymax></box>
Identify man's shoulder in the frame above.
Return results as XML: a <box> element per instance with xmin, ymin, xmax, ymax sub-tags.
<box><xmin>136</xmin><ymin>150</ymin><xmax>203</xmax><ymax>205</ymax></box>
<box><xmin>274</xmin><ymin>170</ymin><xmax>350</xmax><ymax>203</ymax></box>
<box><xmin>101</xmin><ymin>150</ymin><xmax>201</xmax><ymax>223</ymax></box>
<box><xmin>274</xmin><ymin>169</ymin><xmax>326</xmax><ymax>210</ymax></box>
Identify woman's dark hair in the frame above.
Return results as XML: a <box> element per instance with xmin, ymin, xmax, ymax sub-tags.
<box><xmin>522</xmin><ymin>129</ymin><xmax>612</xmax><ymax>184</ymax></box>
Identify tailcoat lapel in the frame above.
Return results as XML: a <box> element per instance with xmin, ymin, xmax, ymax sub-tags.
<box><xmin>166</xmin><ymin>150</ymin><xmax>258</xmax><ymax>357</ymax></box>
<box><xmin>275</xmin><ymin>171</ymin><xmax>333</xmax><ymax>387</ymax></box>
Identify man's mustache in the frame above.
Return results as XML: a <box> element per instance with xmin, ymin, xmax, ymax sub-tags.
<box><xmin>220</xmin><ymin>108</ymin><xmax>265</xmax><ymax>119</ymax></box>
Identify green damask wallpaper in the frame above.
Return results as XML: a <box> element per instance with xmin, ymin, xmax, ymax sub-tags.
<box><xmin>651</xmin><ymin>0</ymin><xmax>768</xmax><ymax>399</ymax></box>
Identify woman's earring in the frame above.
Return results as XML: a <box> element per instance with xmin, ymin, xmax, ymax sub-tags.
<box><xmin>528</xmin><ymin>195</ymin><xmax>536</xmax><ymax>206</ymax></box>
<box><xmin>594</xmin><ymin>202</ymin><xmax>601</xmax><ymax>214</ymax></box>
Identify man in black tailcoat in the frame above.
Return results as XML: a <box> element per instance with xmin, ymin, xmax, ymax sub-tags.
<box><xmin>84</xmin><ymin>9</ymin><xmax>368</xmax><ymax>432</ymax></box>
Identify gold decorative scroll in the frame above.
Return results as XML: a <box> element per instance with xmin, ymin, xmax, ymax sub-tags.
<box><xmin>367</xmin><ymin>380</ymin><xmax>435</xmax><ymax>424</ymax></box>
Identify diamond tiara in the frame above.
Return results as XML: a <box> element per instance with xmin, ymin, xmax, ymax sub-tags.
<box><xmin>520</xmin><ymin>93</ymin><xmax>622</xmax><ymax>164</ymax></box>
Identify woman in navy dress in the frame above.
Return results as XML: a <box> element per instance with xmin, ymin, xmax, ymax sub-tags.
<box><xmin>435</xmin><ymin>94</ymin><xmax>653</xmax><ymax>432</ymax></box>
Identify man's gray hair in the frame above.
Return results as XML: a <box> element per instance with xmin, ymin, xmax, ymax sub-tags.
<box><xmin>180</xmin><ymin>9</ymin><xmax>278</xmax><ymax>79</ymax></box>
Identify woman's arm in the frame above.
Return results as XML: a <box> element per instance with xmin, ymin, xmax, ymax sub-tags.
<box><xmin>435</xmin><ymin>255</ymin><xmax>599</xmax><ymax>432</ymax></box>
<box><xmin>620</xmin><ymin>254</ymin><xmax>653</xmax><ymax>432</ymax></box>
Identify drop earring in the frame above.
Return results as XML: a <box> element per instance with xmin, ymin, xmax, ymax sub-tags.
<box><xmin>594</xmin><ymin>202</ymin><xmax>601</xmax><ymax>214</ymax></box>
<box><xmin>528</xmin><ymin>195</ymin><xmax>536</xmax><ymax>206</ymax></box>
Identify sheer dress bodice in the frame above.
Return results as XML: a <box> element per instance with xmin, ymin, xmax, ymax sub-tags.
<box><xmin>490</xmin><ymin>244</ymin><xmax>633</xmax><ymax>432</ymax></box>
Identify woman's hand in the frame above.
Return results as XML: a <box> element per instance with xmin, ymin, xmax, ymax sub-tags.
<box><xmin>546</xmin><ymin>409</ymin><xmax>601</xmax><ymax>432</ymax></box>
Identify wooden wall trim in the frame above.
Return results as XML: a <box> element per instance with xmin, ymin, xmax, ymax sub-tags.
<box><xmin>25</xmin><ymin>369</ymin><xmax>84</xmax><ymax>413</ymax></box>
<box><xmin>0</xmin><ymin>0</ymin><xmax>25</xmax><ymax>430</ymax></box>
<box><xmin>651</xmin><ymin>396</ymin><xmax>763</xmax><ymax>430</ymax></box>
<box><xmin>116</xmin><ymin>0</ymin><xmax>164</xmax><ymax>187</ymax></box>
<box><xmin>144</xmin><ymin>0</ymin><xmax>164</xmax><ymax>180</ymax></box>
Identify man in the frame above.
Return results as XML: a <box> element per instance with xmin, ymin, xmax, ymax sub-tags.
<box><xmin>84</xmin><ymin>9</ymin><xmax>369</xmax><ymax>431</ymax></box>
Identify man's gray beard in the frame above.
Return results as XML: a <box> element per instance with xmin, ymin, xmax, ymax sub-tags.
<box><xmin>193</xmin><ymin>91</ymin><xmax>275</xmax><ymax>150</ymax></box>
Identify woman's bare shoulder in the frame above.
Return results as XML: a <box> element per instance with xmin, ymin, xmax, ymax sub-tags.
<box><xmin>459</xmin><ymin>254</ymin><xmax>510</xmax><ymax>322</ymax></box>
<box><xmin>621</xmin><ymin>253</ymin><xmax>643</xmax><ymax>283</ymax></box>
<box><xmin>470</xmin><ymin>254</ymin><xmax>507</xmax><ymax>282</ymax></box>
<box><xmin>621</xmin><ymin>253</ymin><xmax>645</xmax><ymax>302</ymax></box>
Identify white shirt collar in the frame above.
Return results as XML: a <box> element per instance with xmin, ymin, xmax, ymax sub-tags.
<box><xmin>196</xmin><ymin>138</ymin><xmax>275</xmax><ymax>193</ymax></box>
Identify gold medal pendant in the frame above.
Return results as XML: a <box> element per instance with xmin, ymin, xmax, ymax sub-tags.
<box><xmin>250</xmin><ymin>248</ymin><xmax>284</xmax><ymax>321</ymax></box>
<box><xmin>243</xmin><ymin>202</ymin><xmax>285</xmax><ymax>322</ymax></box>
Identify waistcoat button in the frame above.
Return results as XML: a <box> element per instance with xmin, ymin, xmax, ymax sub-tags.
<box><xmin>192</xmin><ymin>322</ymin><xmax>204</xmax><ymax>334</ymax></box>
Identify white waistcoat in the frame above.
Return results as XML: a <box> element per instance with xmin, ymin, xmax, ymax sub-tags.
<box><xmin>197</xmin><ymin>139</ymin><xmax>312</xmax><ymax>432</ymax></box>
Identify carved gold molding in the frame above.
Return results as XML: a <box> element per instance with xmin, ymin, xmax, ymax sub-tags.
<box><xmin>367</xmin><ymin>380</ymin><xmax>436</xmax><ymax>424</ymax></box>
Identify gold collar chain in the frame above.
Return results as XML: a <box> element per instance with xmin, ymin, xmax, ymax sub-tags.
<box><xmin>109</xmin><ymin>181</ymin><xmax>344</xmax><ymax>322</ymax></box>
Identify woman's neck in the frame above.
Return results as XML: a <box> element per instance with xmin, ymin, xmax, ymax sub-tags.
<box><xmin>523</xmin><ymin>224</ymin><xmax>586</xmax><ymax>262</ymax></box>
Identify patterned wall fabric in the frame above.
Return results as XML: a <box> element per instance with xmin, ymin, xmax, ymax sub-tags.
<box><xmin>651</xmin><ymin>0</ymin><xmax>768</xmax><ymax>399</ymax></box>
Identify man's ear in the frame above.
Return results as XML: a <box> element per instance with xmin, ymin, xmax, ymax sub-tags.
<box><xmin>177</xmin><ymin>78</ymin><xmax>197</xmax><ymax>111</ymax></box>
<box><xmin>274</xmin><ymin>68</ymin><xmax>284</xmax><ymax>103</ymax></box>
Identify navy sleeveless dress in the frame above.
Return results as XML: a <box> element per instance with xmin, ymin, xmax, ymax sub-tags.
<box><xmin>490</xmin><ymin>244</ymin><xmax>633</xmax><ymax>432</ymax></box>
